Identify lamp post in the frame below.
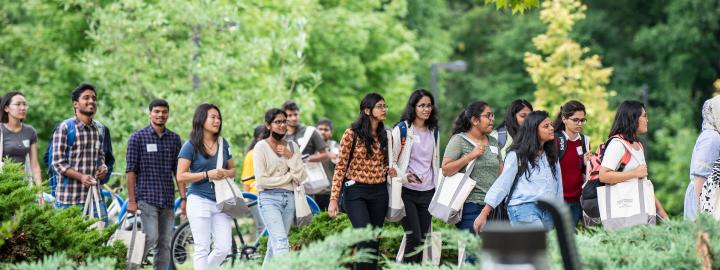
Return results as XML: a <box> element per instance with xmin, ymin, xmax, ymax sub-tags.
<box><xmin>430</xmin><ymin>60</ymin><xmax>468</xmax><ymax>99</ymax></box>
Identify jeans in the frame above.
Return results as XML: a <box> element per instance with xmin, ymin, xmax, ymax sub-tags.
<box><xmin>399</xmin><ymin>188</ymin><xmax>434</xmax><ymax>263</ymax></box>
<box><xmin>456</xmin><ymin>202</ymin><xmax>484</xmax><ymax>233</ymax></box>
<box><xmin>186</xmin><ymin>194</ymin><xmax>232</xmax><ymax>270</ymax></box>
<box><xmin>567</xmin><ymin>201</ymin><xmax>582</xmax><ymax>229</ymax></box>
<box><xmin>508</xmin><ymin>202</ymin><xmax>554</xmax><ymax>231</ymax></box>
<box><xmin>138</xmin><ymin>200</ymin><xmax>174</xmax><ymax>270</ymax></box>
<box><xmin>344</xmin><ymin>183</ymin><xmax>388</xmax><ymax>270</ymax></box>
<box><xmin>258</xmin><ymin>190</ymin><xmax>295</xmax><ymax>265</ymax></box>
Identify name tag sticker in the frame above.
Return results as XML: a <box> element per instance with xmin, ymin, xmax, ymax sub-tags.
<box><xmin>576</xmin><ymin>146</ymin><xmax>583</xmax><ymax>155</ymax></box>
<box><xmin>413</xmin><ymin>135</ymin><xmax>421</xmax><ymax>144</ymax></box>
<box><xmin>22</xmin><ymin>139</ymin><xmax>30</xmax><ymax>148</ymax></box>
<box><xmin>489</xmin><ymin>146</ymin><xmax>499</xmax><ymax>154</ymax></box>
<box><xmin>147</xmin><ymin>144</ymin><xmax>158</xmax><ymax>152</ymax></box>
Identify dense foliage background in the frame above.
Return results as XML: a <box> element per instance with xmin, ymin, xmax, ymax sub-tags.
<box><xmin>1</xmin><ymin>0</ymin><xmax>718</xmax><ymax>217</ymax></box>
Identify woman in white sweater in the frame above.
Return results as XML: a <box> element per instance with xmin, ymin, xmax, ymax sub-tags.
<box><xmin>253</xmin><ymin>108</ymin><xmax>306</xmax><ymax>265</ymax></box>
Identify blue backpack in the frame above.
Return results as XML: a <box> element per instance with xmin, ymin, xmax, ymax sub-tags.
<box><xmin>44</xmin><ymin>118</ymin><xmax>111</xmax><ymax>197</ymax></box>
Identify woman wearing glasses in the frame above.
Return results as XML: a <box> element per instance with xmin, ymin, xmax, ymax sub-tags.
<box><xmin>441</xmin><ymin>101</ymin><xmax>502</xmax><ymax>233</ymax></box>
<box><xmin>253</xmin><ymin>108</ymin><xmax>306</xmax><ymax>265</ymax></box>
<box><xmin>0</xmin><ymin>91</ymin><xmax>43</xmax><ymax>203</ymax></box>
<box><xmin>552</xmin><ymin>100</ymin><xmax>592</xmax><ymax>227</ymax></box>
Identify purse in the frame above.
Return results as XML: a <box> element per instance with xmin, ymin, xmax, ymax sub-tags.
<box><xmin>338</xmin><ymin>133</ymin><xmax>357</xmax><ymax>212</ymax></box>
<box><xmin>213</xmin><ymin>137</ymin><xmax>250</xmax><ymax>218</ymax></box>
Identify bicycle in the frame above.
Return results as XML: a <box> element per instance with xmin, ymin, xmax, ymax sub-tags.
<box><xmin>170</xmin><ymin>176</ymin><xmax>321</xmax><ymax>268</ymax></box>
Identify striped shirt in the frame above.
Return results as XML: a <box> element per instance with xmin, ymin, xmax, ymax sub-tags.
<box><xmin>126</xmin><ymin>125</ymin><xmax>182</xmax><ymax>208</ymax></box>
<box><xmin>51</xmin><ymin>117</ymin><xmax>106</xmax><ymax>205</ymax></box>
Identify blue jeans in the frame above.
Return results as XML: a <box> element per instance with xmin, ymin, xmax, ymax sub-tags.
<box><xmin>456</xmin><ymin>202</ymin><xmax>483</xmax><ymax>233</ymax></box>
<box><xmin>508</xmin><ymin>202</ymin><xmax>554</xmax><ymax>231</ymax></box>
<box><xmin>258</xmin><ymin>190</ymin><xmax>295</xmax><ymax>265</ymax></box>
<box><xmin>567</xmin><ymin>201</ymin><xmax>582</xmax><ymax>229</ymax></box>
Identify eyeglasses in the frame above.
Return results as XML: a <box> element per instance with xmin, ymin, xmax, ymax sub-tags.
<box><xmin>568</xmin><ymin>118</ymin><xmax>587</xmax><ymax>124</ymax></box>
<box><xmin>416</xmin><ymin>104</ymin><xmax>433</xmax><ymax>110</ymax></box>
<box><xmin>374</xmin><ymin>104</ymin><xmax>388</xmax><ymax>110</ymax></box>
<box><xmin>480</xmin><ymin>113</ymin><xmax>495</xmax><ymax>120</ymax></box>
<box><xmin>10</xmin><ymin>102</ymin><xmax>28</xmax><ymax>108</ymax></box>
<box><xmin>272</xmin><ymin>120</ymin><xmax>288</xmax><ymax>126</ymax></box>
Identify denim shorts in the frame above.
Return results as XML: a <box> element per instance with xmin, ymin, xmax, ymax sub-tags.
<box><xmin>508</xmin><ymin>202</ymin><xmax>554</xmax><ymax>230</ymax></box>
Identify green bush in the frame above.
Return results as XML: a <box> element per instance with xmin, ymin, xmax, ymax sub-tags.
<box><xmin>3</xmin><ymin>253</ymin><xmax>117</xmax><ymax>270</ymax></box>
<box><xmin>260</xmin><ymin>212</ymin><xmax>462</xmax><ymax>266</ymax></box>
<box><xmin>0</xmin><ymin>163</ymin><xmax>126</xmax><ymax>269</ymax></box>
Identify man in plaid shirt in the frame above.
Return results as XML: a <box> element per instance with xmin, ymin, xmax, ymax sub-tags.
<box><xmin>51</xmin><ymin>84</ymin><xmax>109</xmax><ymax>211</ymax></box>
<box><xmin>125</xmin><ymin>99</ymin><xmax>182</xmax><ymax>270</ymax></box>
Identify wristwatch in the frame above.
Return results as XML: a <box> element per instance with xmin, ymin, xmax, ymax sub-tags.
<box><xmin>180</xmin><ymin>196</ymin><xmax>187</xmax><ymax>201</ymax></box>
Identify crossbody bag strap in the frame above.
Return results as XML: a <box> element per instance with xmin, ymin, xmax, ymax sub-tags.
<box><xmin>343</xmin><ymin>133</ymin><xmax>357</xmax><ymax>179</ymax></box>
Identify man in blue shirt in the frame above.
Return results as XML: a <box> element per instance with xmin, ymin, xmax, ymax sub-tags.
<box><xmin>126</xmin><ymin>99</ymin><xmax>182</xmax><ymax>270</ymax></box>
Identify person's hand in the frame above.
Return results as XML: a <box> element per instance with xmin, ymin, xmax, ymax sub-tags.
<box><xmin>277</xmin><ymin>144</ymin><xmax>292</xmax><ymax>158</ymax></box>
<box><xmin>37</xmin><ymin>192</ymin><xmax>44</xmax><ymax>205</ymax></box>
<box><xmin>328</xmin><ymin>199</ymin><xmax>339</xmax><ymax>219</ymax></box>
<box><xmin>127</xmin><ymin>201</ymin><xmax>138</xmax><ymax>214</ymax></box>
<box><xmin>80</xmin><ymin>174</ymin><xmax>97</xmax><ymax>186</ymax></box>
<box><xmin>633</xmin><ymin>165</ymin><xmax>648</xmax><ymax>179</ymax></box>
<box><xmin>583</xmin><ymin>152</ymin><xmax>593</xmax><ymax>163</ymax></box>
<box><xmin>469</xmin><ymin>144</ymin><xmax>485</xmax><ymax>159</ymax></box>
<box><xmin>388</xmin><ymin>168</ymin><xmax>398</xmax><ymax>177</ymax></box>
<box><xmin>473</xmin><ymin>213</ymin><xmax>488</xmax><ymax>234</ymax></box>
<box><xmin>406</xmin><ymin>173</ymin><xmax>422</xmax><ymax>184</ymax></box>
<box><xmin>207</xmin><ymin>169</ymin><xmax>225</xmax><ymax>180</ymax></box>
<box><xmin>95</xmin><ymin>166</ymin><xmax>107</xmax><ymax>181</ymax></box>
<box><xmin>180</xmin><ymin>200</ymin><xmax>187</xmax><ymax>220</ymax></box>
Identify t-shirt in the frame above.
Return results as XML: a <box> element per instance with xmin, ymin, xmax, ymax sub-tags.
<box><xmin>601</xmin><ymin>139</ymin><xmax>645</xmax><ymax>175</ymax></box>
<box><xmin>178</xmin><ymin>138</ymin><xmax>232</xmax><ymax>201</ymax></box>
<box><xmin>241</xmin><ymin>150</ymin><xmax>256</xmax><ymax>193</ymax></box>
<box><xmin>404</xmin><ymin>129</ymin><xmax>436</xmax><ymax>191</ymax></box>
<box><xmin>443</xmin><ymin>133</ymin><xmax>501</xmax><ymax>204</ymax></box>
<box><xmin>284</xmin><ymin>124</ymin><xmax>327</xmax><ymax>156</ymax></box>
<box><xmin>1</xmin><ymin>124</ymin><xmax>37</xmax><ymax>164</ymax></box>
<box><xmin>559</xmin><ymin>138</ymin><xmax>584</xmax><ymax>202</ymax></box>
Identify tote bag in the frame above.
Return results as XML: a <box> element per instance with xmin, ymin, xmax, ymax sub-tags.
<box><xmin>298</xmin><ymin>127</ymin><xmax>331</xmax><ymax>195</ymax></box>
<box><xmin>386</xmin><ymin>130</ymin><xmax>405</xmax><ymax>222</ymax></box>
<box><xmin>597</xmin><ymin>139</ymin><xmax>656</xmax><ymax>230</ymax></box>
<box><xmin>428</xmin><ymin>135</ymin><xmax>477</xmax><ymax>224</ymax></box>
<box><xmin>82</xmin><ymin>185</ymin><xmax>106</xmax><ymax>230</ymax></box>
<box><xmin>213</xmin><ymin>137</ymin><xmax>250</xmax><ymax>218</ymax></box>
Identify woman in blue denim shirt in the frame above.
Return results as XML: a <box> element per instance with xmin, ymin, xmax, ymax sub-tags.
<box><xmin>473</xmin><ymin>111</ymin><xmax>563</xmax><ymax>231</ymax></box>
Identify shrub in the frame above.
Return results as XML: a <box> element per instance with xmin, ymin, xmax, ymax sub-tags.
<box><xmin>3</xmin><ymin>253</ymin><xmax>117</xmax><ymax>270</ymax></box>
<box><xmin>0</xmin><ymin>163</ymin><xmax>126</xmax><ymax>269</ymax></box>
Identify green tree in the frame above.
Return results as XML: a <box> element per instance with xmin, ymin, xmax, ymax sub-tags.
<box><xmin>524</xmin><ymin>0</ymin><xmax>614</xmax><ymax>144</ymax></box>
<box><xmin>82</xmin><ymin>0</ymin><xmax>320</xmax><ymax>167</ymax></box>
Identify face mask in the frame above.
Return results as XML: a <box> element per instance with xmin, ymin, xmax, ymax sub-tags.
<box><xmin>271</xmin><ymin>131</ymin><xmax>285</xmax><ymax>140</ymax></box>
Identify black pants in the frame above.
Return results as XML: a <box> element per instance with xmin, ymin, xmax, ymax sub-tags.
<box><xmin>344</xmin><ymin>182</ymin><xmax>389</xmax><ymax>270</ymax></box>
<box><xmin>399</xmin><ymin>188</ymin><xmax>434</xmax><ymax>263</ymax></box>
<box><xmin>314</xmin><ymin>193</ymin><xmax>330</xmax><ymax>211</ymax></box>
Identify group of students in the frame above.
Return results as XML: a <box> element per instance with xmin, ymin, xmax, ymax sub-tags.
<box><xmin>2</xmin><ymin>83</ymin><xmax>677</xmax><ymax>270</ymax></box>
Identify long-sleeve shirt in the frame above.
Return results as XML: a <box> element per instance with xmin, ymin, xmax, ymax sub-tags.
<box><xmin>51</xmin><ymin>117</ymin><xmax>106</xmax><ymax>205</ymax></box>
<box><xmin>484</xmin><ymin>151</ymin><xmax>563</xmax><ymax>208</ymax></box>
<box><xmin>330</xmin><ymin>129</ymin><xmax>387</xmax><ymax>201</ymax></box>
<box><xmin>253</xmin><ymin>140</ymin><xmax>306</xmax><ymax>192</ymax></box>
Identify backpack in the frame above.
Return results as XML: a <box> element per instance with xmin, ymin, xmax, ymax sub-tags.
<box><xmin>45</xmin><ymin>118</ymin><xmax>107</xmax><ymax>197</ymax></box>
<box><xmin>580</xmin><ymin>135</ymin><xmax>632</xmax><ymax>226</ymax></box>
<box><xmin>396</xmin><ymin>121</ymin><xmax>439</xmax><ymax>157</ymax></box>
<box><xmin>496</xmin><ymin>126</ymin><xmax>508</xmax><ymax>150</ymax></box>
<box><xmin>555</xmin><ymin>131</ymin><xmax>588</xmax><ymax>159</ymax></box>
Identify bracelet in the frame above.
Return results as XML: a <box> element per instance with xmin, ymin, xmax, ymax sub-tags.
<box><xmin>205</xmin><ymin>171</ymin><xmax>209</xmax><ymax>179</ymax></box>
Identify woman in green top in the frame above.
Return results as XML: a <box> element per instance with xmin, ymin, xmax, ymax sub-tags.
<box><xmin>490</xmin><ymin>99</ymin><xmax>533</xmax><ymax>161</ymax></box>
<box><xmin>442</xmin><ymin>101</ymin><xmax>503</xmax><ymax>232</ymax></box>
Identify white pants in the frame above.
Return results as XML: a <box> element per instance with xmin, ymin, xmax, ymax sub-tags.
<box><xmin>187</xmin><ymin>194</ymin><xmax>232</xmax><ymax>270</ymax></box>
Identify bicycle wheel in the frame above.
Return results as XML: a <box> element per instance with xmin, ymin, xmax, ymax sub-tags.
<box><xmin>171</xmin><ymin>221</ymin><xmax>194</xmax><ymax>269</ymax></box>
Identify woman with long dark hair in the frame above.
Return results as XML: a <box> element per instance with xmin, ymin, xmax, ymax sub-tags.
<box><xmin>0</xmin><ymin>91</ymin><xmax>42</xmax><ymax>202</ymax></box>
<box><xmin>491</xmin><ymin>99</ymin><xmax>533</xmax><ymax>160</ymax></box>
<box><xmin>177</xmin><ymin>103</ymin><xmax>236</xmax><ymax>270</ymax></box>
<box><xmin>391</xmin><ymin>89</ymin><xmax>440</xmax><ymax>263</ymax></box>
<box><xmin>254</xmin><ymin>108</ymin><xmax>305</xmax><ymax>265</ymax></box>
<box><xmin>552</xmin><ymin>100</ymin><xmax>592</xmax><ymax>227</ymax></box>
<box><xmin>328</xmin><ymin>93</ymin><xmax>396</xmax><ymax>270</ymax></box>
<box><xmin>597</xmin><ymin>100</ymin><xmax>668</xmax><ymax>219</ymax></box>
<box><xmin>474</xmin><ymin>111</ymin><xmax>563</xmax><ymax>231</ymax></box>
<box><xmin>441</xmin><ymin>101</ymin><xmax>502</xmax><ymax>233</ymax></box>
